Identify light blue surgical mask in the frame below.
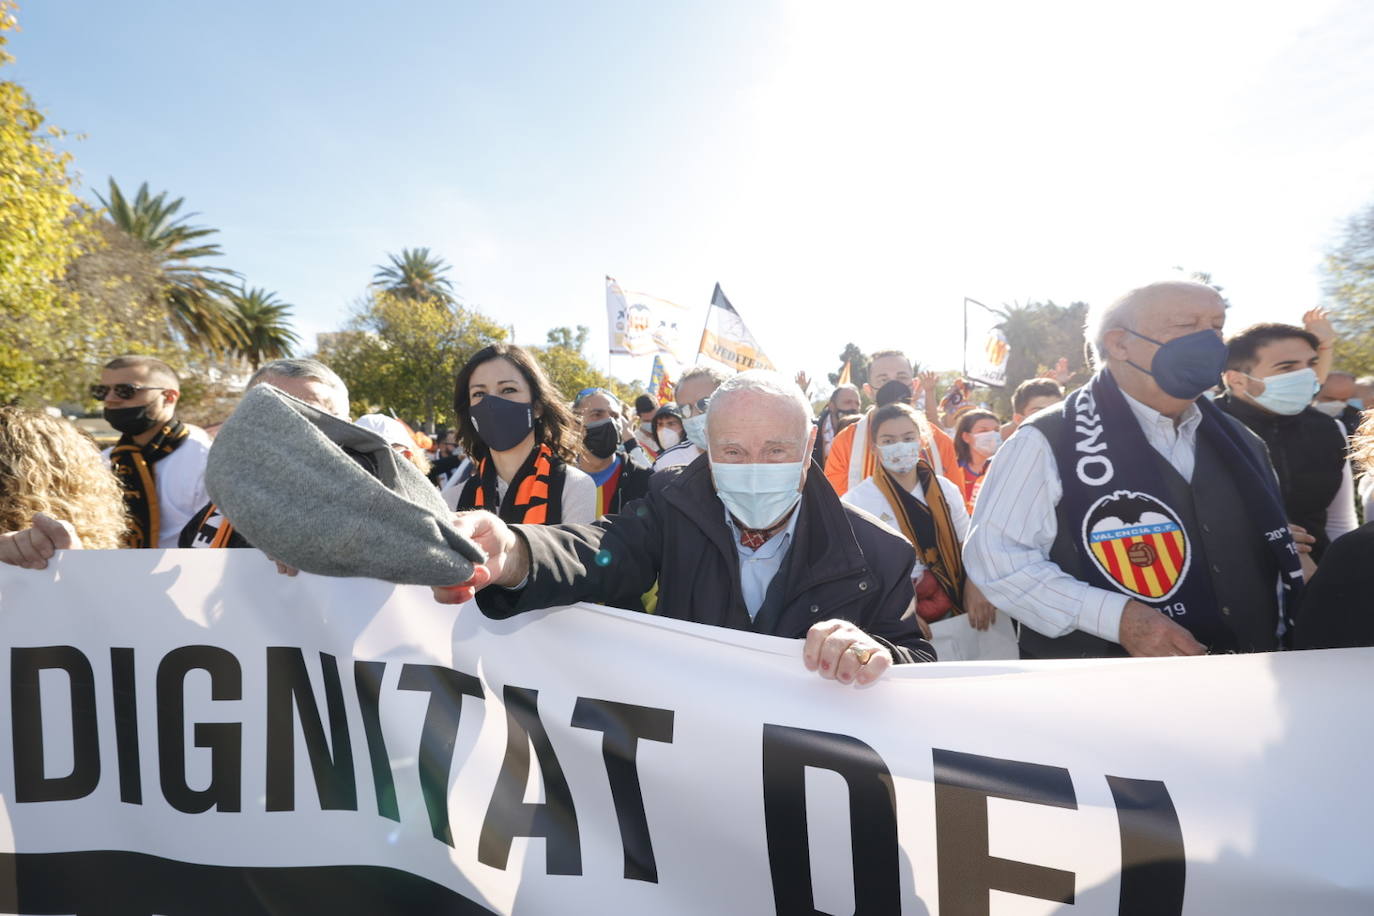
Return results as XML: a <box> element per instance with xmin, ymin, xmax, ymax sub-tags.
<box><xmin>710</xmin><ymin>460</ymin><xmax>805</xmax><ymax>529</ymax></box>
<box><xmin>683</xmin><ymin>414</ymin><xmax>709</xmax><ymax>450</ymax></box>
<box><xmin>1351</xmin><ymin>398</ymin><xmax>1366</xmax><ymax>411</ymax></box>
<box><xmin>1246</xmin><ymin>367</ymin><xmax>1320</xmax><ymax>416</ymax></box>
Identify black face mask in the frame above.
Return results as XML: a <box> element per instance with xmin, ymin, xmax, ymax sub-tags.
<box><xmin>104</xmin><ymin>404</ymin><xmax>162</xmax><ymax>436</ymax></box>
<box><xmin>582</xmin><ymin>418</ymin><xmax>620</xmax><ymax>460</ymax></box>
<box><xmin>469</xmin><ymin>395</ymin><xmax>534</xmax><ymax>452</ymax></box>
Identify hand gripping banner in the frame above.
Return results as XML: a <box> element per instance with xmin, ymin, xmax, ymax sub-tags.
<box><xmin>2</xmin><ymin>551</ymin><xmax>1372</xmax><ymax>914</ymax></box>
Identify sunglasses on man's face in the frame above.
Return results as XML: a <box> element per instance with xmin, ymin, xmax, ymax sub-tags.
<box><xmin>678</xmin><ymin>397</ymin><xmax>712</xmax><ymax>419</ymax></box>
<box><xmin>90</xmin><ymin>383</ymin><xmax>168</xmax><ymax>401</ymax></box>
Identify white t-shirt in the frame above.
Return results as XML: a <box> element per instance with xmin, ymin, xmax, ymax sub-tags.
<box><xmin>104</xmin><ymin>425</ymin><xmax>212</xmax><ymax>548</ymax></box>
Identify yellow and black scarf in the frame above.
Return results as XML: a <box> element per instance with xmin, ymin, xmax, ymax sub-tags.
<box><xmin>109</xmin><ymin>420</ymin><xmax>190</xmax><ymax>548</ymax></box>
<box><xmin>873</xmin><ymin>457</ymin><xmax>966</xmax><ymax>614</ymax></box>
<box><xmin>458</xmin><ymin>442</ymin><xmax>567</xmax><ymax>524</ymax></box>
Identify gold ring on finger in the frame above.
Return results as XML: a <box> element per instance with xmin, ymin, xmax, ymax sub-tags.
<box><xmin>847</xmin><ymin>644</ymin><xmax>876</xmax><ymax>665</ymax></box>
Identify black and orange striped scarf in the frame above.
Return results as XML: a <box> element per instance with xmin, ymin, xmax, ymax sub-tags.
<box><xmin>458</xmin><ymin>442</ymin><xmax>567</xmax><ymax>524</ymax></box>
<box><xmin>109</xmin><ymin>420</ymin><xmax>190</xmax><ymax>548</ymax></box>
<box><xmin>873</xmin><ymin>457</ymin><xmax>966</xmax><ymax>614</ymax></box>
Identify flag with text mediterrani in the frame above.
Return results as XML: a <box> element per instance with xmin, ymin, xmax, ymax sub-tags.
<box><xmin>696</xmin><ymin>284</ymin><xmax>774</xmax><ymax>372</ymax></box>
<box><xmin>606</xmin><ymin>276</ymin><xmax>691</xmax><ymax>360</ymax></box>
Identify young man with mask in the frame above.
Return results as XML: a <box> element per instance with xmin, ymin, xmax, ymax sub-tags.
<box><xmin>823</xmin><ymin>350</ymin><xmax>963</xmax><ymax>497</ymax></box>
<box><xmin>431</xmin><ymin>370</ymin><xmax>936</xmax><ymax>686</ymax></box>
<box><xmin>573</xmin><ymin>388</ymin><xmax>651</xmax><ymax>518</ymax></box>
<box><xmin>965</xmin><ymin>281</ymin><xmax>1307</xmax><ymax>659</ymax></box>
<box><xmin>630</xmin><ymin>394</ymin><xmax>662</xmax><ymax>462</ymax></box>
<box><xmin>653</xmin><ymin>365</ymin><xmax>731</xmax><ymax>472</ymax></box>
<box><xmin>1217</xmin><ymin>324</ymin><xmax>1356</xmax><ymax>562</ymax></box>
<box><xmin>96</xmin><ymin>355</ymin><xmax>211</xmax><ymax>548</ymax></box>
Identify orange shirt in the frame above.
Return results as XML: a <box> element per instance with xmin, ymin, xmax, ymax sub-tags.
<box><xmin>824</xmin><ymin>418</ymin><xmax>968</xmax><ymax>508</ymax></box>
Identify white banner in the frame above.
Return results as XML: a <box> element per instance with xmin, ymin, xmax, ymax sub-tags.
<box><xmin>2</xmin><ymin>551</ymin><xmax>1373</xmax><ymax>914</ymax></box>
<box><xmin>965</xmin><ymin>297</ymin><xmax>1010</xmax><ymax>388</ymax></box>
<box><xmin>605</xmin><ymin>276</ymin><xmax>690</xmax><ymax>361</ymax></box>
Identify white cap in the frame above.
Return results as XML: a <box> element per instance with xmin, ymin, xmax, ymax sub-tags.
<box><xmin>354</xmin><ymin>413</ymin><xmax>415</xmax><ymax>450</ymax></box>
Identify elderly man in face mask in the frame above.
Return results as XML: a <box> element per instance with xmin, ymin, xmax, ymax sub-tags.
<box><xmin>436</xmin><ymin>369</ymin><xmax>936</xmax><ymax>684</ymax></box>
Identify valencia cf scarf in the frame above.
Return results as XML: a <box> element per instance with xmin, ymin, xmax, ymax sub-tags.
<box><xmin>1052</xmin><ymin>370</ymin><xmax>1304</xmax><ymax>650</ymax></box>
<box><xmin>873</xmin><ymin>459</ymin><xmax>966</xmax><ymax>620</ymax></box>
<box><xmin>458</xmin><ymin>443</ymin><xmax>567</xmax><ymax>524</ymax></box>
<box><xmin>108</xmin><ymin>420</ymin><xmax>190</xmax><ymax>548</ymax></box>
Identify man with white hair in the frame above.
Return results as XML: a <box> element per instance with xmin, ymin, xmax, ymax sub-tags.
<box><xmin>434</xmin><ymin>369</ymin><xmax>936</xmax><ymax>684</ymax></box>
<box><xmin>179</xmin><ymin>358</ymin><xmax>351</xmax><ymax>549</ymax></box>
<box><xmin>965</xmin><ymin>281</ymin><xmax>1305</xmax><ymax>658</ymax></box>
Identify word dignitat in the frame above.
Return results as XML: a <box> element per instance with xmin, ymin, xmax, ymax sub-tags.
<box><xmin>435</xmin><ymin>370</ymin><xmax>937</xmax><ymax>683</ymax></box>
<box><xmin>965</xmin><ymin>281</ymin><xmax>1304</xmax><ymax>658</ymax></box>
<box><xmin>97</xmin><ymin>355</ymin><xmax>211</xmax><ymax>548</ymax></box>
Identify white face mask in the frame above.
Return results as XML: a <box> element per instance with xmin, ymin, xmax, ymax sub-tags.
<box><xmin>682</xmin><ymin>414</ymin><xmax>709</xmax><ymax>450</ymax></box>
<box><xmin>877</xmin><ymin>440</ymin><xmax>921</xmax><ymax>474</ymax></box>
<box><xmin>1246</xmin><ymin>367</ymin><xmax>1320</xmax><ymax>416</ymax></box>
<box><xmin>657</xmin><ymin>427</ymin><xmax>682</xmax><ymax>450</ymax></box>
<box><xmin>1313</xmin><ymin>400</ymin><xmax>1347</xmax><ymax>418</ymax></box>
<box><xmin>711</xmin><ymin>460</ymin><xmax>805</xmax><ymax>530</ymax></box>
<box><xmin>972</xmin><ymin>430</ymin><xmax>1002</xmax><ymax>456</ymax></box>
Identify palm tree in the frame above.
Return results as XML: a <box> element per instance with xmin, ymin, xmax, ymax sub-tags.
<box><xmin>229</xmin><ymin>286</ymin><xmax>300</xmax><ymax>370</ymax></box>
<box><xmin>97</xmin><ymin>178</ymin><xmax>242</xmax><ymax>352</ymax></box>
<box><xmin>372</xmin><ymin>247</ymin><xmax>455</xmax><ymax>304</ymax></box>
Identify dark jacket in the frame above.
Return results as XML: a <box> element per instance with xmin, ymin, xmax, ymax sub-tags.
<box><xmin>477</xmin><ymin>455</ymin><xmax>935</xmax><ymax>663</ymax></box>
<box><xmin>1293</xmin><ymin>523</ymin><xmax>1374</xmax><ymax>649</ymax></box>
<box><xmin>1217</xmin><ymin>394</ymin><xmax>1348</xmax><ymax>560</ymax></box>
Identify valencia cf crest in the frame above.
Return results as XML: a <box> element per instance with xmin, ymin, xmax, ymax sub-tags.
<box><xmin>1080</xmin><ymin>490</ymin><xmax>1190</xmax><ymax>601</ymax></box>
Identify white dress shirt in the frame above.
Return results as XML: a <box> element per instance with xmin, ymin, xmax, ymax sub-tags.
<box><xmin>724</xmin><ymin>504</ymin><xmax>801</xmax><ymax>620</ymax></box>
<box><xmin>963</xmin><ymin>391</ymin><xmax>1201</xmax><ymax>645</ymax></box>
<box><xmin>104</xmin><ymin>425</ymin><xmax>212</xmax><ymax>548</ymax></box>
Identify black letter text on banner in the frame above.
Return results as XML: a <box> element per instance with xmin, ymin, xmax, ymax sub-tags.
<box><xmin>397</xmin><ymin>663</ymin><xmax>484</xmax><ymax>847</ymax></box>
<box><xmin>479</xmin><ymin>686</ymin><xmax>582</xmax><ymax>875</ymax></box>
<box><xmin>156</xmin><ymin>645</ymin><xmax>242</xmax><ymax>813</ymax></box>
<box><xmin>11</xmin><ymin>646</ymin><xmax>100</xmax><ymax>803</ymax></box>
<box><xmin>1108</xmin><ymin>775</ymin><xmax>1186</xmax><ymax>916</ymax></box>
<box><xmin>570</xmin><ymin>697</ymin><xmax>675</xmax><ymax>882</ymax></box>
<box><xmin>265</xmin><ymin>648</ymin><xmax>357</xmax><ymax>812</ymax></box>
<box><xmin>761</xmin><ymin>724</ymin><xmax>901</xmax><ymax>915</ymax></box>
<box><xmin>933</xmin><ymin>748</ymin><xmax>1077</xmax><ymax>915</ymax></box>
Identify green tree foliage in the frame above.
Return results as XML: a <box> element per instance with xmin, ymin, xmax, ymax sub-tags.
<box><xmin>993</xmin><ymin>300</ymin><xmax>1090</xmax><ymax>414</ymax></box>
<box><xmin>531</xmin><ymin>325</ymin><xmax>638</xmax><ymax>405</ymax></box>
<box><xmin>0</xmin><ymin>1</ymin><xmax>91</xmax><ymax>400</ymax></box>
<box><xmin>827</xmin><ymin>342</ymin><xmax>868</xmax><ymax>387</ymax></box>
<box><xmin>1323</xmin><ymin>200</ymin><xmax>1374</xmax><ymax>377</ymax></box>
<box><xmin>230</xmin><ymin>286</ymin><xmax>299</xmax><ymax>370</ymax></box>
<box><xmin>316</xmin><ymin>291</ymin><xmax>506</xmax><ymax>430</ymax></box>
<box><xmin>97</xmin><ymin>178</ymin><xmax>242</xmax><ymax>353</ymax></box>
<box><xmin>373</xmin><ymin>248</ymin><xmax>456</xmax><ymax>305</ymax></box>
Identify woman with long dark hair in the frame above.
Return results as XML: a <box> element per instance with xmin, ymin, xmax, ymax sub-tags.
<box><xmin>452</xmin><ymin>343</ymin><xmax>595</xmax><ymax>524</ymax></box>
<box><xmin>953</xmin><ymin>407</ymin><xmax>1002</xmax><ymax>506</ymax></box>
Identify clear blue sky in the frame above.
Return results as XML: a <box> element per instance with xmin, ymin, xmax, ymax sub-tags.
<box><xmin>11</xmin><ymin>0</ymin><xmax>1374</xmax><ymax>387</ymax></box>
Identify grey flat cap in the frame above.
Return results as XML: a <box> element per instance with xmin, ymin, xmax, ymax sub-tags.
<box><xmin>206</xmin><ymin>384</ymin><xmax>482</xmax><ymax>585</ymax></box>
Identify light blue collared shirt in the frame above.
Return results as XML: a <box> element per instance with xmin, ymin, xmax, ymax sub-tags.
<box><xmin>724</xmin><ymin>502</ymin><xmax>802</xmax><ymax>620</ymax></box>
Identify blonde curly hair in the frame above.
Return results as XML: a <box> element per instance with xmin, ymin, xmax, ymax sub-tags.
<box><xmin>1354</xmin><ymin>407</ymin><xmax>1374</xmax><ymax>477</ymax></box>
<box><xmin>0</xmin><ymin>407</ymin><xmax>129</xmax><ymax>549</ymax></box>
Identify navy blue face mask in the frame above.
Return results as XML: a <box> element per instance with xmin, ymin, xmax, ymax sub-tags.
<box><xmin>469</xmin><ymin>394</ymin><xmax>535</xmax><ymax>452</ymax></box>
<box><xmin>1121</xmin><ymin>328</ymin><xmax>1226</xmax><ymax>400</ymax></box>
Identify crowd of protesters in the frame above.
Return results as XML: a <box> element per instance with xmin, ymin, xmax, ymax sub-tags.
<box><xmin>4</xmin><ymin>279</ymin><xmax>1374</xmax><ymax>679</ymax></box>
